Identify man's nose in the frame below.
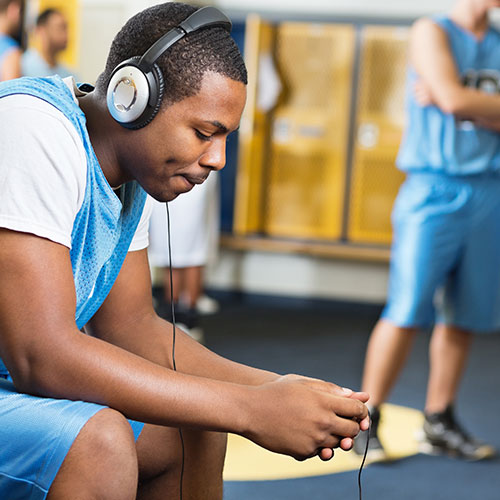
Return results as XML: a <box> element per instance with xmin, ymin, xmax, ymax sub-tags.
<box><xmin>200</xmin><ymin>137</ymin><xmax>226</xmax><ymax>171</ymax></box>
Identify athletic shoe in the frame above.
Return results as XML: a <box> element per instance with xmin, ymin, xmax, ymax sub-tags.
<box><xmin>196</xmin><ymin>294</ymin><xmax>220</xmax><ymax>315</ymax></box>
<box><xmin>417</xmin><ymin>405</ymin><xmax>496</xmax><ymax>461</ymax></box>
<box><xmin>353</xmin><ymin>406</ymin><xmax>388</xmax><ymax>462</ymax></box>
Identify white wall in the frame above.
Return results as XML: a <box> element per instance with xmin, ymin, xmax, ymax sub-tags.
<box><xmin>205</xmin><ymin>250</ymin><xmax>389</xmax><ymax>303</ymax></box>
<box><xmin>78</xmin><ymin>1</ymin><xmax>127</xmax><ymax>83</ymax></box>
<box><xmin>77</xmin><ymin>1</ymin><xmax>212</xmax><ymax>83</ymax></box>
<box><xmin>214</xmin><ymin>0</ymin><xmax>454</xmax><ymax>18</ymax></box>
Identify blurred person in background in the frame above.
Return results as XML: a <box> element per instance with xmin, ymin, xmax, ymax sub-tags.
<box><xmin>354</xmin><ymin>0</ymin><xmax>500</xmax><ymax>463</ymax></box>
<box><xmin>22</xmin><ymin>7</ymin><xmax>72</xmax><ymax>78</ymax></box>
<box><xmin>149</xmin><ymin>171</ymin><xmax>220</xmax><ymax>344</ymax></box>
<box><xmin>0</xmin><ymin>0</ymin><xmax>21</xmax><ymax>81</ymax></box>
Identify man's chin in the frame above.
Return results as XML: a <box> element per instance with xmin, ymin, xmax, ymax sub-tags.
<box><xmin>148</xmin><ymin>191</ymin><xmax>178</xmax><ymax>203</ymax></box>
<box><xmin>147</xmin><ymin>183</ymin><xmax>194</xmax><ymax>202</ymax></box>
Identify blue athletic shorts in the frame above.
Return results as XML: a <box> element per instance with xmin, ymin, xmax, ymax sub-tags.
<box><xmin>382</xmin><ymin>171</ymin><xmax>500</xmax><ymax>332</ymax></box>
<box><xmin>0</xmin><ymin>377</ymin><xmax>144</xmax><ymax>499</ymax></box>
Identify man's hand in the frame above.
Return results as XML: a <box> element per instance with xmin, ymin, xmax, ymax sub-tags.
<box><xmin>243</xmin><ymin>374</ymin><xmax>369</xmax><ymax>462</ymax></box>
<box><xmin>413</xmin><ymin>79</ymin><xmax>435</xmax><ymax>107</ymax></box>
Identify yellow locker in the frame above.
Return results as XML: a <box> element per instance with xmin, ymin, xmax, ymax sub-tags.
<box><xmin>264</xmin><ymin>22</ymin><xmax>355</xmax><ymax>239</ymax></box>
<box><xmin>348</xmin><ymin>26</ymin><xmax>409</xmax><ymax>245</ymax></box>
<box><xmin>233</xmin><ymin>15</ymin><xmax>274</xmax><ymax>235</ymax></box>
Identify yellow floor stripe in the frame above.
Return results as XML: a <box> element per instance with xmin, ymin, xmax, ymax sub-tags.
<box><xmin>223</xmin><ymin>403</ymin><xmax>424</xmax><ymax>481</ymax></box>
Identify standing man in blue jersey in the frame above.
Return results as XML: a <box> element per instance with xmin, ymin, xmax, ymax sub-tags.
<box><xmin>354</xmin><ymin>0</ymin><xmax>500</xmax><ymax>461</ymax></box>
<box><xmin>0</xmin><ymin>0</ymin><xmax>21</xmax><ymax>81</ymax></box>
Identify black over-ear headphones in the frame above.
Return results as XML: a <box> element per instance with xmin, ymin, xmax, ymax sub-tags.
<box><xmin>106</xmin><ymin>6</ymin><xmax>232</xmax><ymax>130</ymax></box>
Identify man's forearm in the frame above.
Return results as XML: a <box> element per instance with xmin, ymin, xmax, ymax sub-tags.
<box><xmin>440</xmin><ymin>85</ymin><xmax>500</xmax><ymax>121</ymax></box>
<box><xmin>16</xmin><ymin>328</ymin><xmax>256</xmax><ymax>434</ymax></box>
<box><xmin>88</xmin><ymin>313</ymin><xmax>279</xmax><ymax>387</ymax></box>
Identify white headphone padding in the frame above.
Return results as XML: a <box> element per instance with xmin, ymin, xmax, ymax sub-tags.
<box><xmin>106</xmin><ymin>65</ymin><xmax>150</xmax><ymax>124</ymax></box>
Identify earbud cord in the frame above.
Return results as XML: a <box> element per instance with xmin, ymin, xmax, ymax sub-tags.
<box><xmin>166</xmin><ymin>202</ymin><xmax>185</xmax><ymax>500</ymax></box>
<box><xmin>357</xmin><ymin>409</ymin><xmax>371</xmax><ymax>500</ymax></box>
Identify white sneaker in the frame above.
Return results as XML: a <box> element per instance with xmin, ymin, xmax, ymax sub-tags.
<box><xmin>196</xmin><ymin>294</ymin><xmax>220</xmax><ymax>315</ymax></box>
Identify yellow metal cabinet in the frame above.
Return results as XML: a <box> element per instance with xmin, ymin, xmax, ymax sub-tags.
<box><xmin>348</xmin><ymin>26</ymin><xmax>409</xmax><ymax>245</ymax></box>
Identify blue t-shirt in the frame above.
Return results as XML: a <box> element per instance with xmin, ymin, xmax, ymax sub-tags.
<box><xmin>22</xmin><ymin>48</ymin><xmax>73</xmax><ymax>79</ymax></box>
<box><xmin>397</xmin><ymin>16</ymin><xmax>500</xmax><ymax>176</ymax></box>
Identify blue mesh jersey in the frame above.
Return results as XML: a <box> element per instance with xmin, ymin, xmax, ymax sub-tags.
<box><xmin>397</xmin><ymin>15</ymin><xmax>500</xmax><ymax>176</ymax></box>
<box><xmin>0</xmin><ymin>76</ymin><xmax>147</xmax><ymax>377</ymax></box>
<box><xmin>0</xmin><ymin>34</ymin><xmax>18</xmax><ymax>81</ymax></box>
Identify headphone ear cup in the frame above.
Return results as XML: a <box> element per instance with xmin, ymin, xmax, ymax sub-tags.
<box><xmin>107</xmin><ymin>56</ymin><xmax>150</xmax><ymax>127</ymax></box>
<box><xmin>131</xmin><ymin>62</ymin><xmax>165</xmax><ymax>129</ymax></box>
<box><xmin>106</xmin><ymin>57</ymin><xmax>165</xmax><ymax>129</ymax></box>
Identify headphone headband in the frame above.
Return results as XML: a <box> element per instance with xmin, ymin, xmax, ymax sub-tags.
<box><xmin>141</xmin><ymin>6</ymin><xmax>232</xmax><ymax>68</ymax></box>
<box><xmin>107</xmin><ymin>6</ymin><xmax>232</xmax><ymax>130</ymax></box>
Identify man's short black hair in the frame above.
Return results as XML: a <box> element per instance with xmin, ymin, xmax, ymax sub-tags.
<box><xmin>36</xmin><ymin>8</ymin><xmax>61</xmax><ymax>27</ymax></box>
<box><xmin>95</xmin><ymin>2</ymin><xmax>247</xmax><ymax>107</ymax></box>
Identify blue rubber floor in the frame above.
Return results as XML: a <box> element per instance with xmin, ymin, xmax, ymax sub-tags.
<box><xmin>200</xmin><ymin>292</ymin><xmax>500</xmax><ymax>500</ymax></box>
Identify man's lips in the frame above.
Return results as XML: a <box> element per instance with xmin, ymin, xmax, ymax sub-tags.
<box><xmin>177</xmin><ymin>174</ymin><xmax>209</xmax><ymax>192</ymax></box>
<box><xmin>182</xmin><ymin>174</ymin><xmax>209</xmax><ymax>186</ymax></box>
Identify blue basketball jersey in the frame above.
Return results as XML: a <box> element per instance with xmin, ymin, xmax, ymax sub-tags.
<box><xmin>397</xmin><ymin>16</ymin><xmax>500</xmax><ymax>175</ymax></box>
<box><xmin>0</xmin><ymin>76</ymin><xmax>147</xmax><ymax>376</ymax></box>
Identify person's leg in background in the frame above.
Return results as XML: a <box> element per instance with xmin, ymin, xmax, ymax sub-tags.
<box><xmin>355</xmin><ymin>175</ymin><xmax>499</xmax><ymax>461</ymax></box>
<box><xmin>354</xmin><ymin>174</ymin><xmax>461</xmax><ymax>460</ymax></box>
<box><xmin>361</xmin><ymin>320</ymin><xmax>417</xmax><ymax>408</ymax></box>
<box><xmin>425</xmin><ymin>323</ymin><xmax>472</xmax><ymax>415</ymax></box>
<box><xmin>163</xmin><ymin>265</ymin><xmax>204</xmax><ymax>310</ymax></box>
<box><xmin>418</xmin><ymin>322</ymin><xmax>495</xmax><ymax>460</ymax></box>
<box><xmin>354</xmin><ymin>319</ymin><xmax>417</xmax><ymax>460</ymax></box>
<box><xmin>148</xmin><ymin>173</ymin><xmax>221</xmax><ymax>343</ymax></box>
<box><xmin>162</xmin><ymin>265</ymin><xmax>205</xmax><ymax>342</ymax></box>
<box><xmin>418</xmin><ymin>180</ymin><xmax>500</xmax><ymax>461</ymax></box>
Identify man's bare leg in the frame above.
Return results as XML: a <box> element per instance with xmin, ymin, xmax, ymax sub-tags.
<box><xmin>354</xmin><ymin>319</ymin><xmax>418</xmax><ymax>458</ymax></box>
<box><xmin>425</xmin><ymin>323</ymin><xmax>472</xmax><ymax>413</ymax></box>
<box><xmin>47</xmin><ymin>408</ymin><xmax>138</xmax><ymax>500</ymax></box>
<box><xmin>181</xmin><ymin>266</ymin><xmax>203</xmax><ymax>308</ymax></box>
<box><xmin>361</xmin><ymin>318</ymin><xmax>417</xmax><ymax>406</ymax></box>
<box><xmin>136</xmin><ymin>424</ymin><xmax>227</xmax><ymax>500</ymax></box>
<box><xmin>163</xmin><ymin>267</ymin><xmax>183</xmax><ymax>304</ymax></box>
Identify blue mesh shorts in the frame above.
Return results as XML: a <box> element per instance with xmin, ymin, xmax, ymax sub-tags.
<box><xmin>382</xmin><ymin>172</ymin><xmax>500</xmax><ymax>332</ymax></box>
<box><xmin>0</xmin><ymin>377</ymin><xmax>144</xmax><ymax>499</ymax></box>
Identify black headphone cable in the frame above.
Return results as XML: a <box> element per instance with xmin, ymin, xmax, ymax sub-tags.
<box><xmin>357</xmin><ymin>409</ymin><xmax>370</xmax><ymax>500</ymax></box>
<box><xmin>166</xmin><ymin>202</ymin><xmax>185</xmax><ymax>500</ymax></box>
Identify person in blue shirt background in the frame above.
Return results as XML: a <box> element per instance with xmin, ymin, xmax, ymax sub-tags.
<box><xmin>22</xmin><ymin>8</ymin><xmax>73</xmax><ymax>79</ymax></box>
<box><xmin>354</xmin><ymin>0</ymin><xmax>500</xmax><ymax>462</ymax></box>
<box><xmin>0</xmin><ymin>0</ymin><xmax>21</xmax><ymax>81</ymax></box>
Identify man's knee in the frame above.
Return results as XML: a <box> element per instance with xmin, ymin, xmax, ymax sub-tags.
<box><xmin>83</xmin><ymin>408</ymin><xmax>138</xmax><ymax>463</ymax></box>
<box><xmin>49</xmin><ymin>408</ymin><xmax>138</xmax><ymax>500</ymax></box>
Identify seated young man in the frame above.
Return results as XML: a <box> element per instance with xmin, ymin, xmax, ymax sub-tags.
<box><xmin>0</xmin><ymin>3</ymin><xmax>369</xmax><ymax>499</ymax></box>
